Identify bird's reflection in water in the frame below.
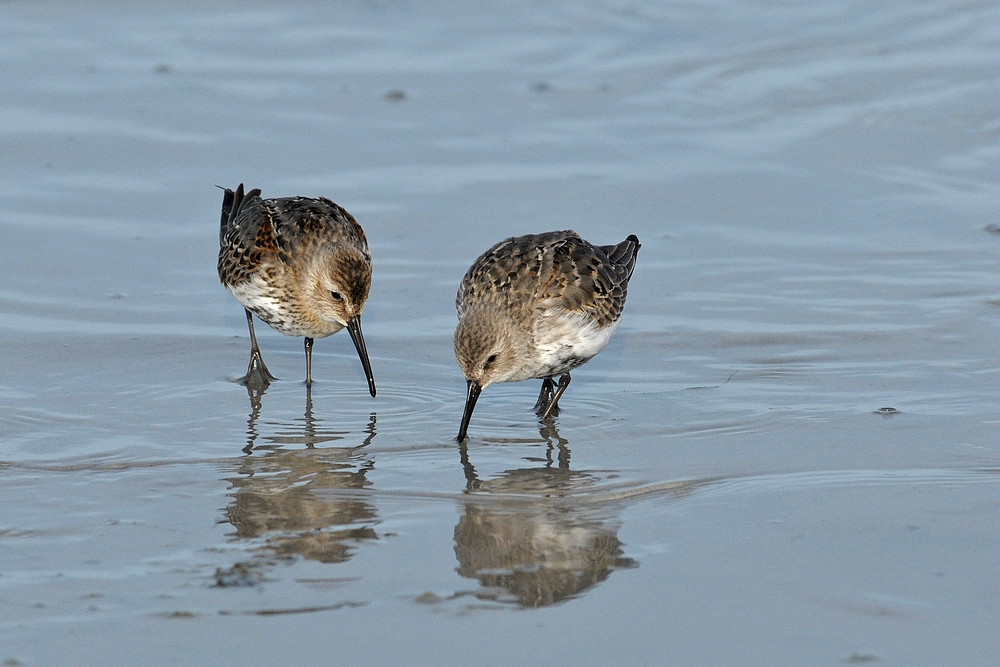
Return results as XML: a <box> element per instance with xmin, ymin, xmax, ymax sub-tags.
<box><xmin>454</xmin><ymin>418</ymin><xmax>637</xmax><ymax>608</ymax></box>
<box><xmin>225</xmin><ymin>385</ymin><xmax>378</xmax><ymax>565</ymax></box>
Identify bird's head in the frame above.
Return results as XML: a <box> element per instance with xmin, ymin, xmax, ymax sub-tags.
<box><xmin>453</xmin><ymin>307</ymin><xmax>521</xmax><ymax>390</ymax></box>
<box><xmin>305</xmin><ymin>245</ymin><xmax>371</xmax><ymax>332</ymax></box>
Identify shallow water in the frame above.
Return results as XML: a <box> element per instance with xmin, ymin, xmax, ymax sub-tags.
<box><xmin>3</xmin><ymin>0</ymin><xmax>1000</xmax><ymax>664</ymax></box>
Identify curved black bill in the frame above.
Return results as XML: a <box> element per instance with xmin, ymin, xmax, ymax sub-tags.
<box><xmin>346</xmin><ymin>315</ymin><xmax>376</xmax><ymax>397</ymax></box>
<box><xmin>457</xmin><ymin>380</ymin><xmax>482</xmax><ymax>442</ymax></box>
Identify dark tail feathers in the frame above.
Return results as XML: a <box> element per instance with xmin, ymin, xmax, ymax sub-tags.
<box><xmin>600</xmin><ymin>234</ymin><xmax>641</xmax><ymax>279</ymax></box>
<box><xmin>219</xmin><ymin>183</ymin><xmax>262</xmax><ymax>243</ymax></box>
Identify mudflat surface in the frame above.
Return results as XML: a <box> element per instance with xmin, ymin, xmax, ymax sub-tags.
<box><xmin>2</xmin><ymin>1</ymin><xmax>1000</xmax><ymax>665</ymax></box>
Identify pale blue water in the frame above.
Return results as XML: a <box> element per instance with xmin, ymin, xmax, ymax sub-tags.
<box><xmin>2</xmin><ymin>1</ymin><xmax>1000</xmax><ymax>665</ymax></box>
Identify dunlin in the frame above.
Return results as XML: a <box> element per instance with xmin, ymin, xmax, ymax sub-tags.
<box><xmin>218</xmin><ymin>184</ymin><xmax>376</xmax><ymax>395</ymax></box>
<box><xmin>454</xmin><ymin>230</ymin><xmax>640</xmax><ymax>441</ymax></box>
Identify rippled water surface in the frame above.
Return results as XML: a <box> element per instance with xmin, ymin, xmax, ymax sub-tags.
<box><xmin>3</xmin><ymin>1</ymin><xmax>1000</xmax><ymax>665</ymax></box>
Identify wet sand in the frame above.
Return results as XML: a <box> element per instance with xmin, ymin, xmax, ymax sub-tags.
<box><xmin>2</xmin><ymin>1</ymin><xmax>1000</xmax><ymax>665</ymax></box>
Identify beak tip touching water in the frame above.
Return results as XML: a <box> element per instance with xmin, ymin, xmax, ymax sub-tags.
<box><xmin>457</xmin><ymin>380</ymin><xmax>482</xmax><ymax>443</ymax></box>
<box><xmin>347</xmin><ymin>316</ymin><xmax>377</xmax><ymax>398</ymax></box>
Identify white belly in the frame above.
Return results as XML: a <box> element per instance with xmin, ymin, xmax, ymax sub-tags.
<box><xmin>528</xmin><ymin>311</ymin><xmax>620</xmax><ymax>379</ymax></box>
<box><xmin>228</xmin><ymin>276</ymin><xmax>342</xmax><ymax>338</ymax></box>
<box><xmin>229</xmin><ymin>276</ymin><xmax>282</xmax><ymax>320</ymax></box>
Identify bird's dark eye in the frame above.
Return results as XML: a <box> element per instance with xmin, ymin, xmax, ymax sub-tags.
<box><xmin>484</xmin><ymin>353</ymin><xmax>497</xmax><ymax>368</ymax></box>
<box><xmin>330</xmin><ymin>291</ymin><xmax>343</xmax><ymax>302</ymax></box>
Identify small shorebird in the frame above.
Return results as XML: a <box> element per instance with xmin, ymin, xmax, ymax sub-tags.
<box><xmin>218</xmin><ymin>184</ymin><xmax>376</xmax><ymax>395</ymax></box>
<box><xmin>454</xmin><ymin>230</ymin><xmax>639</xmax><ymax>441</ymax></box>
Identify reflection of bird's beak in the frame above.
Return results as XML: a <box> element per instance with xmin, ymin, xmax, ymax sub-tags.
<box><xmin>347</xmin><ymin>315</ymin><xmax>376</xmax><ymax>397</ymax></box>
<box><xmin>457</xmin><ymin>379</ymin><xmax>482</xmax><ymax>442</ymax></box>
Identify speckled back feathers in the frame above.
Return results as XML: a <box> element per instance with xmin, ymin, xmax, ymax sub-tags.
<box><xmin>218</xmin><ymin>184</ymin><xmax>370</xmax><ymax>290</ymax></box>
<box><xmin>457</xmin><ymin>230</ymin><xmax>639</xmax><ymax>329</ymax></box>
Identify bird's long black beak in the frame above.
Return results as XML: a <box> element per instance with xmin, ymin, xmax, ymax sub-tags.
<box><xmin>457</xmin><ymin>379</ymin><xmax>482</xmax><ymax>442</ymax></box>
<box><xmin>347</xmin><ymin>315</ymin><xmax>376</xmax><ymax>397</ymax></box>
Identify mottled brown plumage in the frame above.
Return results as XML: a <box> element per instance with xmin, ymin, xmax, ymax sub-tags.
<box><xmin>218</xmin><ymin>184</ymin><xmax>376</xmax><ymax>394</ymax></box>
<box><xmin>455</xmin><ymin>230</ymin><xmax>640</xmax><ymax>441</ymax></box>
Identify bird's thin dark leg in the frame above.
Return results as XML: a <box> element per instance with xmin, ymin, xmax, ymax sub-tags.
<box><xmin>540</xmin><ymin>373</ymin><xmax>572</xmax><ymax>419</ymax></box>
<box><xmin>240</xmin><ymin>309</ymin><xmax>276</xmax><ymax>386</ymax></box>
<box><xmin>533</xmin><ymin>378</ymin><xmax>555</xmax><ymax>414</ymax></box>
<box><xmin>304</xmin><ymin>337</ymin><xmax>314</xmax><ymax>386</ymax></box>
